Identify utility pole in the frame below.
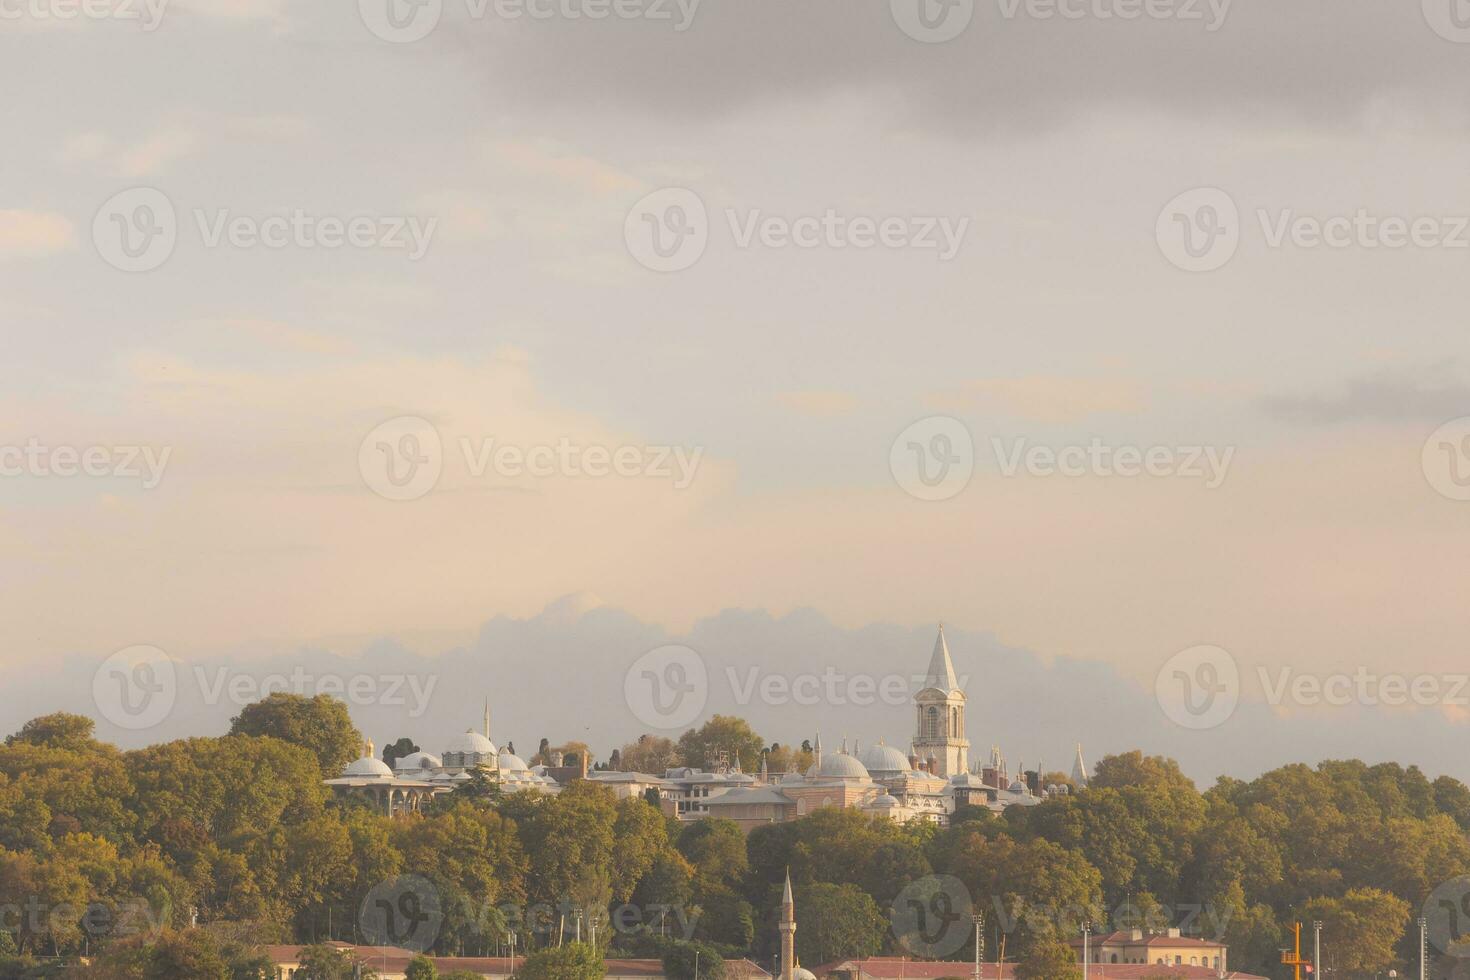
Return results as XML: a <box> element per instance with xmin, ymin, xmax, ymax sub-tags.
<box><xmin>1082</xmin><ymin>922</ymin><xmax>1091</xmax><ymax>980</ymax></box>
<box><xmin>1420</xmin><ymin>916</ymin><xmax>1428</xmax><ymax>980</ymax></box>
<box><xmin>971</xmin><ymin>912</ymin><xmax>984</xmax><ymax>980</ymax></box>
<box><xmin>1313</xmin><ymin>920</ymin><xmax>1321</xmax><ymax>980</ymax></box>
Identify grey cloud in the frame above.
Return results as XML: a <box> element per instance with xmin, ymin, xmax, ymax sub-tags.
<box><xmin>1262</xmin><ymin>365</ymin><xmax>1470</xmax><ymax>424</ymax></box>
<box><xmin>437</xmin><ymin>0</ymin><xmax>1470</xmax><ymax>130</ymax></box>
<box><xmin>18</xmin><ymin>599</ymin><xmax>1470</xmax><ymax>789</ymax></box>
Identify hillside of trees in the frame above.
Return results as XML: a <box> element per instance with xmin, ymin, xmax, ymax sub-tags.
<box><xmin>2</xmin><ymin>699</ymin><xmax>1469</xmax><ymax>979</ymax></box>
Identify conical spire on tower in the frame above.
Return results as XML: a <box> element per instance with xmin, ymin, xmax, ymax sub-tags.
<box><xmin>484</xmin><ymin>699</ymin><xmax>491</xmax><ymax>739</ymax></box>
<box><xmin>1071</xmin><ymin>743</ymin><xmax>1089</xmax><ymax>787</ymax></box>
<box><xmin>921</xmin><ymin>623</ymin><xmax>961</xmax><ymax>693</ymax></box>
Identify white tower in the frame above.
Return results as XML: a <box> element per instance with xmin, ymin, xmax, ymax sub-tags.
<box><xmin>1071</xmin><ymin>743</ymin><xmax>1089</xmax><ymax>788</ymax></box>
<box><xmin>913</xmin><ymin>624</ymin><xmax>969</xmax><ymax>777</ymax></box>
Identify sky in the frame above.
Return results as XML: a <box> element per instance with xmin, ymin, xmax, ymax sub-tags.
<box><xmin>2</xmin><ymin>0</ymin><xmax>1470</xmax><ymax>784</ymax></box>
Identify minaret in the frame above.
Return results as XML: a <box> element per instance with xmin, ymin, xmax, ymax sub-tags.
<box><xmin>813</xmin><ymin>732</ymin><xmax>822</xmax><ymax>769</ymax></box>
<box><xmin>484</xmin><ymin>699</ymin><xmax>491</xmax><ymax>739</ymax></box>
<box><xmin>913</xmin><ymin>624</ymin><xmax>969</xmax><ymax>777</ymax></box>
<box><xmin>779</xmin><ymin>869</ymin><xmax>796</xmax><ymax>980</ymax></box>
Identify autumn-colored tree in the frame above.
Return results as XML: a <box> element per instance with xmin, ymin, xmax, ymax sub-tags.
<box><xmin>1300</xmin><ymin>887</ymin><xmax>1410</xmax><ymax>975</ymax></box>
<box><xmin>675</xmin><ymin>717</ymin><xmax>764</xmax><ymax>773</ymax></box>
<box><xmin>617</xmin><ymin>736</ymin><xmax>681</xmax><ymax>774</ymax></box>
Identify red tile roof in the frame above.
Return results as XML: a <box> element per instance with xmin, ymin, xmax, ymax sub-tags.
<box><xmin>813</xmin><ymin>956</ymin><xmax>1264</xmax><ymax>980</ymax></box>
<box><xmin>259</xmin><ymin>945</ymin><xmax>768</xmax><ymax>979</ymax></box>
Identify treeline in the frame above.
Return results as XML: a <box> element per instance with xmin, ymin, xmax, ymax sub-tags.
<box><xmin>3</xmin><ymin>701</ymin><xmax>1470</xmax><ymax>979</ymax></box>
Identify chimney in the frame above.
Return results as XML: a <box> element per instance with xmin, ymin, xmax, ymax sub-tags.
<box><xmin>1130</xmin><ymin>929</ymin><xmax>1143</xmax><ymax>941</ymax></box>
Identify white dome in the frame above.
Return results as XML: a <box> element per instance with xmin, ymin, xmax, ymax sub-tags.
<box><xmin>810</xmin><ymin>753</ymin><xmax>871</xmax><ymax>780</ymax></box>
<box><xmin>444</xmin><ymin>730</ymin><xmax>498</xmax><ymax>755</ymax></box>
<box><xmin>394</xmin><ymin>751</ymin><xmax>442</xmax><ymax>772</ymax></box>
<box><xmin>344</xmin><ymin>756</ymin><xmax>394</xmax><ymax>778</ymax></box>
<box><xmin>498</xmin><ymin>750</ymin><xmax>530</xmax><ymax>772</ymax></box>
<box><xmin>860</xmin><ymin>743</ymin><xmax>912</xmax><ymax>773</ymax></box>
<box><xmin>794</xmin><ymin>969</ymin><xmax>817</xmax><ymax>980</ymax></box>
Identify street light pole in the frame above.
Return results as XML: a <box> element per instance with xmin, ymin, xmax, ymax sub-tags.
<box><xmin>1420</xmin><ymin>916</ymin><xmax>1428</xmax><ymax>980</ymax></box>
<box><xmin>1313</xmin><ymin>920</ymin><xmax>1321</xmax><ymax>980</ymax></box>
<box><xmin>971</xmin><ymin>912</ymin><xmax>984</xmax><ymax>980</ymax></box>
<box><xmin>1082</xmin><ymin>922</ymin><xmax>1091</xmax><ymax>980</ymax></box>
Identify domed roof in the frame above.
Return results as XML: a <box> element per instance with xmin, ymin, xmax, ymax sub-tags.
<box><xmin>344</xmin><ymin>756</ymin><xmax>394</xmax><ymax>778</ymax></box>
<box><xmin>498</xmin><ymin>750</ymin><xmax>530</xmax><ymax>772</ymax></box>
<box><xmin>810</xmin><ymin>752</ymin><xmax>871</xmax><ymax>781</ymax></box>
<box><xmin>394</xmin><ymin>751</ymin><xmax>442</xmax><ymax>772</ymax></box>
<box><xmin>444</xmin><ymin>730</ymin><xmax>498</xmax><ymax>755</ymax></box>
<box><xmin>860</xmin><ymin>742</ymin><xmax>912</xmax><ymax>773</ymax></box>
<box><xmin>794</xmin><ymin>968</ymin><xmax>817</xmax><ymax>980</ymax></box>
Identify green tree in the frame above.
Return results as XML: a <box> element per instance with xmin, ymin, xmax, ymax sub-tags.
<box><xmin>1014</xmin><ymin>937</ymin><xmax>1081</xmax><ymax>980</ymax></box>
<box><xmin>294</xmin><ymin>943</ymin><xmax>379</xmax><ymax>980</ymax></box>
<box><xmin>146</xmin><ymin>930</ymin><xmax>230</xmax><ymax>980</ymax></box>
<box><xmin>794</xmin><ymin>883</ymin><xmax>885</xmax><ymax>965</ymax></box>
<box><xmin>228</xmin><ymin>693</ymin><xmax>362</xmax><ymax>779</ymax></box>
<box><xmin>676</xmin><ymin>819</ymin><xmax>747</xmax><ymax>893</ymax></box>
<box><xmin>6</xmin><ymin>713</ymin><xmax>97</xmax><ymax>750</ymax></box>
<box><xmin>406</xmin><ymin>954</ymin><xmax>439</xmax><ymax>980</ymax></box>
<box><xmin>384</xmin><ymin>738</ymin><xmax>421</xmax><ymax>770</ymax></box>
<box><xmin>661</xmin><ymin>941</ymin><xmax>725</xmax><ymax>980</ymax></box>
<box><xmin>618</xmin><ymin>736</ymin><xmax>681</xmax><ymax>774</ymax></box>
<box><xmin>1299</xmin><ymin>887</ymin><xmax>1410</xmax><ymax>975</ymax></box>
<box><xmin>676</xmin><ymin>717</ymin><xmax>764</xmax><ymax>773</ymax></box>
<box><xmin>518</xmin><ymin>942</ymin><xmax>605</xmax><ymax>980</ymax></box>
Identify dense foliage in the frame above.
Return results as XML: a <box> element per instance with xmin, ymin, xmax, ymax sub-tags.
<box><xmin>1</xmin><ymin>709</ymin><xmax>1467</xmax><ymax>979</ymax></box>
